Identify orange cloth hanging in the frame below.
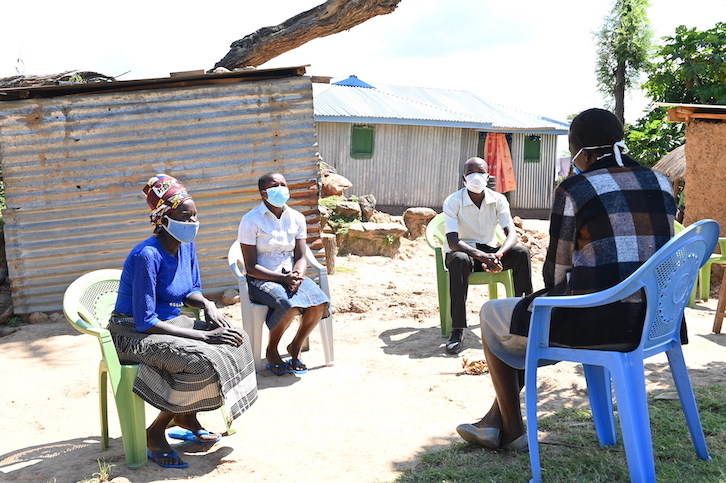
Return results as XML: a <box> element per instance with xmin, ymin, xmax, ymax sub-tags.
<box><xmin>483</xmin><ymin>133</ymin><xmax>517</xmax><ymax>193</ymax></box>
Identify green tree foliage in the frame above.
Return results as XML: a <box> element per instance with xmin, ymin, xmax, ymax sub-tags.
<box><xmin>626</xmin><ymin>22</ymin><xmax>726</xmax><ymax>166</ymax></box>
<box><xmin>626</xmin><ymin>107</ymin><xmax>684</xmax><ymax>166</ymax></box>
<box><xmin>645</xmin><ymin>22</ymin><xmax>726</xmax><ymax>104</ymax></box>
<box><xmin>595</xmin><ymin>0</ymin><xmax>653</xmax><ymax>123</ymax></box>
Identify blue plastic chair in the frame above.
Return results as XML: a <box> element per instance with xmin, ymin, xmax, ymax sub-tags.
<box><xmin>525</xmin><ymin>219</ymin><xmax>718</xmax><ymax>483</ymax></box>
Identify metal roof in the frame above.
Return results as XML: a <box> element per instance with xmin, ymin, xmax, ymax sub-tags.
<box><xmin>313</xmin><ymin>81</ymin><xmax>569</xmax><ymax>134</ymax></box>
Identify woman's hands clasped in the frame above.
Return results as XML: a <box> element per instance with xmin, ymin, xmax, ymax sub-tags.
<box><xmin>282</xmin><ymin>269</ymin><xmax>304</xmax><ymax>294</ymax></box>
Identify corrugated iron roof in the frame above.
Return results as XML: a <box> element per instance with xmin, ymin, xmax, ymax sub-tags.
<box><xmin>313</xmin><ymin>81</ymin><xmax>569</xmax><ymax>134</ymax></box>
<box><xmin>0</xmin><ymin>69</ymin><xmax>323</xmax><ymax>314</ymax></box>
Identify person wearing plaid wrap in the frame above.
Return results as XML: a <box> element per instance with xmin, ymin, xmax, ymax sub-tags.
<box><xmin>455</xmin><ymin>108</ymin><xmax>676</xmax><ymax>453</ymax></box>
<box><xmin>109</xmin><ymin>174</ymin><xmax>258</xmax><ymax>468</ymax></box>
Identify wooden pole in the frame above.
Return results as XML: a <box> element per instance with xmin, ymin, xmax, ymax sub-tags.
<box><xmin>321</xmin><ymin>234</ymin><xmax>337</xmax><ymax>275</ymax></box>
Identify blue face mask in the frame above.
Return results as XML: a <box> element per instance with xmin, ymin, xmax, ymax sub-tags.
<box><xmin>163</xmin><ymin>216</ymin><xmax>199</xmax><ymax>244</ymax></box>
<box><xmin>265</xmin><ymin>186</ymin><xmax>290</xmax><ymax>207</ymax></box>
<box><xmin>571</xmin><ymin>148</ymin><xmax>583</xmax><ymax>175</ymax></box>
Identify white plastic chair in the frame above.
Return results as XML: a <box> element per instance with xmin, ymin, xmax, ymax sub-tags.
<box><xmin>525</xmin><ymin>219</ymin><xmax>719</xmax><ymax>483</ymax></box>
<box><xmin>227</xmin><ymin>242</ymin><xmax>334</xmax><ymax>371</ymax></box>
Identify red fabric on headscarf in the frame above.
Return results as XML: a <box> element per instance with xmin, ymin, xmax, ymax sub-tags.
<box><xmin>484</xmin><ymin>133</ymin><xmax>517</xmax><ymax>193</ymax></box>
<box><xmin>143</xmin><ymin>174</ymin><xmax>192</xmax><ymax>230</ymax></box>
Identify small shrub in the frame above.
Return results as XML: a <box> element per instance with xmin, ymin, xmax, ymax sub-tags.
<box><xmin>327</xmin><ymin>215</ymin><xmax>358</xmax><ymax>236</ymax></box>
<box><xmin>7</xmin><ymin>316</ymin><xmax>25</xmax><ymax>327</ymax></box>
<box><xmin>319</xmin><ymin>195</ymin><xmax>346</xmax><ymax>210</ymax></box>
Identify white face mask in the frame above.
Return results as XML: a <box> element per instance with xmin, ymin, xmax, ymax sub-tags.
<box><xmin>571</xmin><ymin>140</ymin><xmax>629</xmax><ymax>174</ymax></box>
<box><xmin>464</xmin><ymin>173</ymin><xmax>488</xmax><ymax>194</ymax></box>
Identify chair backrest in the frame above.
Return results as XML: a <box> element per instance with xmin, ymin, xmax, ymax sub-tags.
<box><xmin>534</xmin><ymin>220</ymin><xmax>719</xmax><ymax>354</ymax></box>
<box><xmin>63</xmin><ymin>269</ymin><xmax>123</xmax><ymax>336</ymax></box>
<box><xmin>643</xmin><ymin>221</ymin><xmax>717</xmax><ymax>346</ymax></box>
<box><xmin>425</xmin><ymin>213</ymin><xmax>447</xmax><ymax>249</ymax></box>
<box><xmin>425</xmin><ymin>212</ymin><xmax>508</xmax><ymax>252</ymax></box>
<box><xmin>227</xmin><ymin>242</ymin><xmax>329</xmax><ymax>295</ymax></box>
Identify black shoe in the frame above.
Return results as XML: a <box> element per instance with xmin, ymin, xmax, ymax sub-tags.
<box><xmin>446</xmin><ymin>329</ymin><xmax>464</xmax><ymax>354</ymax></box>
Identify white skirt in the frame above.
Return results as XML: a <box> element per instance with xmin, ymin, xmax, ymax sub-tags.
<box><xmin>479</xmin><ymin>298</ymin><xmax>529</xmax><ymax>370</ymax></box>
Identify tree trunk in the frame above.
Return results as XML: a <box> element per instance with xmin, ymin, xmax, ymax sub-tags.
<box><xmin>211</xmin><ymin>0</ymin><xmax>402</xmax><ymax>72</ymax></box>
<box><xmin>614</xmin><ymin>60</ymin><xmax>626</xmax><ymax>124</ymax></box>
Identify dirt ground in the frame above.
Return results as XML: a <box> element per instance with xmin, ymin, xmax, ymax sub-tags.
<box><xmin>1</xmin><ymin>219</ymin><xmax>725</xmax><ymax>483</ymax></box>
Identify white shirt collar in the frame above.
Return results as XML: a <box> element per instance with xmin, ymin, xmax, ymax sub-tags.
<box><xmin>462</xmin><ymin>187</ymin><xmax>496</xmax><ymax>207</ymax></box>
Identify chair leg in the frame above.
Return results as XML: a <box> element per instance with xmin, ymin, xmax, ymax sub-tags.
<box><xmin>488</xmin><ymin>282</ymin><xmax>499</xmax><ymax>301</ymax></box>
<box><xmin>713</xmin><ymin>270</ymin><xmax>726</xmax><ymax>333</ymax></box>
<box><xmin>666</xmin><ymin>347</ymin><xmax>711</xmax><ymax>460</ymax></box>
<box><xmin>688</xmin><ymin>282</ymin><xmax>697</xmax><ymax>308</ymax></box>
<box><xmin>699</xmin><ymin>261</ymin><xmax>714</xmax><ymax>302</ymax></box>
<box><xmin>99</xmin><ymin>363</ymin><xmax>110</xmax><ymax>450</ymax></box>
<box><xmin>583</xmin><ymin>365</ymin><xmax>617</xmax><ymax>446</ymax></box>
<box><xmin>115</xmin><ymin>365</ymin><xmax>147</xmax><ymax>469</ymax></box>
<box><xmin>319</xmin><ymin>315</ymin><xmax>335</xmax><ymax>366</ymax></box>
<box><xmin>525</xmin><ymin>359</ymin><xmax>542</xmax><ymax>483</ymax></box>
<box><xmin>438</xmin><ymin>273</ymin><xmax>452</xmax><ymax>338</ymax></box>
<box><xmin>610</xmin><ymin>360</ymin><xmax>656</xmax><ymax>483</ymax></box>
<box><xmin>248</xmin><ymin>314</ymin><xmax>265</xmax><ymax>372</ymax></box>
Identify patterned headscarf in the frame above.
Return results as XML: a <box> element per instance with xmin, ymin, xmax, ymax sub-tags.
<box><xmin>143</xmin><ymin>174</ymin><xmax>192</xmax><ymax>231</ymax></box>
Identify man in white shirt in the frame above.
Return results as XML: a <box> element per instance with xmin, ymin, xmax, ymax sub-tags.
<box><xmin>442</xmin><ymin>157</ymin><xmax>532</xmax><ymax>354</ymax></box>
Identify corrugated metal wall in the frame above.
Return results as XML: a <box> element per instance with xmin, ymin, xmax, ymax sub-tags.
<box><xmin>316</xmin><ymin>122</ymin><xmax>479</xmax><ymax>208</ymax></box>
<box><xmin>0</xmin><ymin>75</ymin><xmax>321</xmax><ymax>314</ymax></box>
<box><xmin>508</xmin><ymin>133</ymin><xmax>558</xmax><ymax>210</ymax></box>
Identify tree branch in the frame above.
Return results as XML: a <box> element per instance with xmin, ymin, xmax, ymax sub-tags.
<box><xmin>211</xmin><ymin>0</ymin><xmax>402</xmax><ymax>72</ymax></box>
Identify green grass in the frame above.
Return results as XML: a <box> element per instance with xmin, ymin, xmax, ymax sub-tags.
<box><xmin>392</xmin><ymin>385</ymin><xmax>726</xmax><ymax>483</ymax></box>
<box><xmin>76</xmin><ymin>458</ymin><xmax>115</xmax><ymax>482</ymax></box>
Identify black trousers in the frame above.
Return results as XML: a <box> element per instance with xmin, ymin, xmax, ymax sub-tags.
<box><xmin>445</xmin><ymin>244</ymin><xmax>533</xmax><ymax>330</ymax></box>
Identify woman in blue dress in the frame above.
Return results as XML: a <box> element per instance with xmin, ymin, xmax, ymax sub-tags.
<box><xmin>109</xmin><ymin>174</ymin><xmax>257</xmax><ymax>468</ymax></box>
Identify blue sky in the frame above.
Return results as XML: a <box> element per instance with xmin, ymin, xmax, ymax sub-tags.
<box><xmin>2</xmin><ymin>0</ymin><xmax>725</xmax><ymax>127</ymax></box>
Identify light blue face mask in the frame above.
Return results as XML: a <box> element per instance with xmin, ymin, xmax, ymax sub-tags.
<box><xmin>163</xmin><ymin>216</ymin><xmax>199</xmax><ymax>244</ymax></box>
<box><xmin>265</xmin><ymin>186</ymin><xmax>290</xmax><ymax>207</ymax></box>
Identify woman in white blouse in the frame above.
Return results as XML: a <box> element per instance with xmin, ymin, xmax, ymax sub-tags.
<box><xmin>237</xmin><ymin>172</ymin><xmax>330</xmax><ymax>376</ymax></box>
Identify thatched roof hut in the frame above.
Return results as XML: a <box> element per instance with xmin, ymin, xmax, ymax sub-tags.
<box><xmin>653</xmin><ymin>144</ymin><xmax>686</xmax><ymax>188</ymax></box>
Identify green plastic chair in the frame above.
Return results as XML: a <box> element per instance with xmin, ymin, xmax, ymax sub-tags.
<box><xmin>425</xmin><ymin>213</ymin><xmax>515</xmax><ymax>337</ymax></box>
<box><xmin>697</xmin><ymin>239</ymin><xmax>726</xmax><ymax>301</ymax></box>
<box><xmin>62</xmin><ymin>269</ymin><xmax>147</xmax><ymax>469</ymax></box>
<box><xmin>62</xmin><ymin>269</ymin><xmax>231</xmax><ymax>469</ymax></box>
<box><xmin>675</xmin><ymin>221</ymin><xmax>726</xmax><ymax>305</ymax></box>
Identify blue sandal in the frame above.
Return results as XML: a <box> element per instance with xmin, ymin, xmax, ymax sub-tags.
<box><xmin>167</xmin><ymin>428</ymin><xmax>221</xmax><ymax>444</ymax></box>
<box><xmin>285</xmin><ymin>357</ymin><xmax>308</xmax><ymax>374</ymax></box>
<box><xmin>266</xmin><ymin>362</ymin><xmax>294</xmax><ymax>376</ymax></box>
<box><xmin>147</xmin><ymin>448</ymin><xmax>189</xmax><ymax>468</ymax></box>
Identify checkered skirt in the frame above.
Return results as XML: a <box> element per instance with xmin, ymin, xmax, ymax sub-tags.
<box><xmin>108</xmin><ymin>314</ymin><xmax>257</xmax><ymax>423</ymax></box>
